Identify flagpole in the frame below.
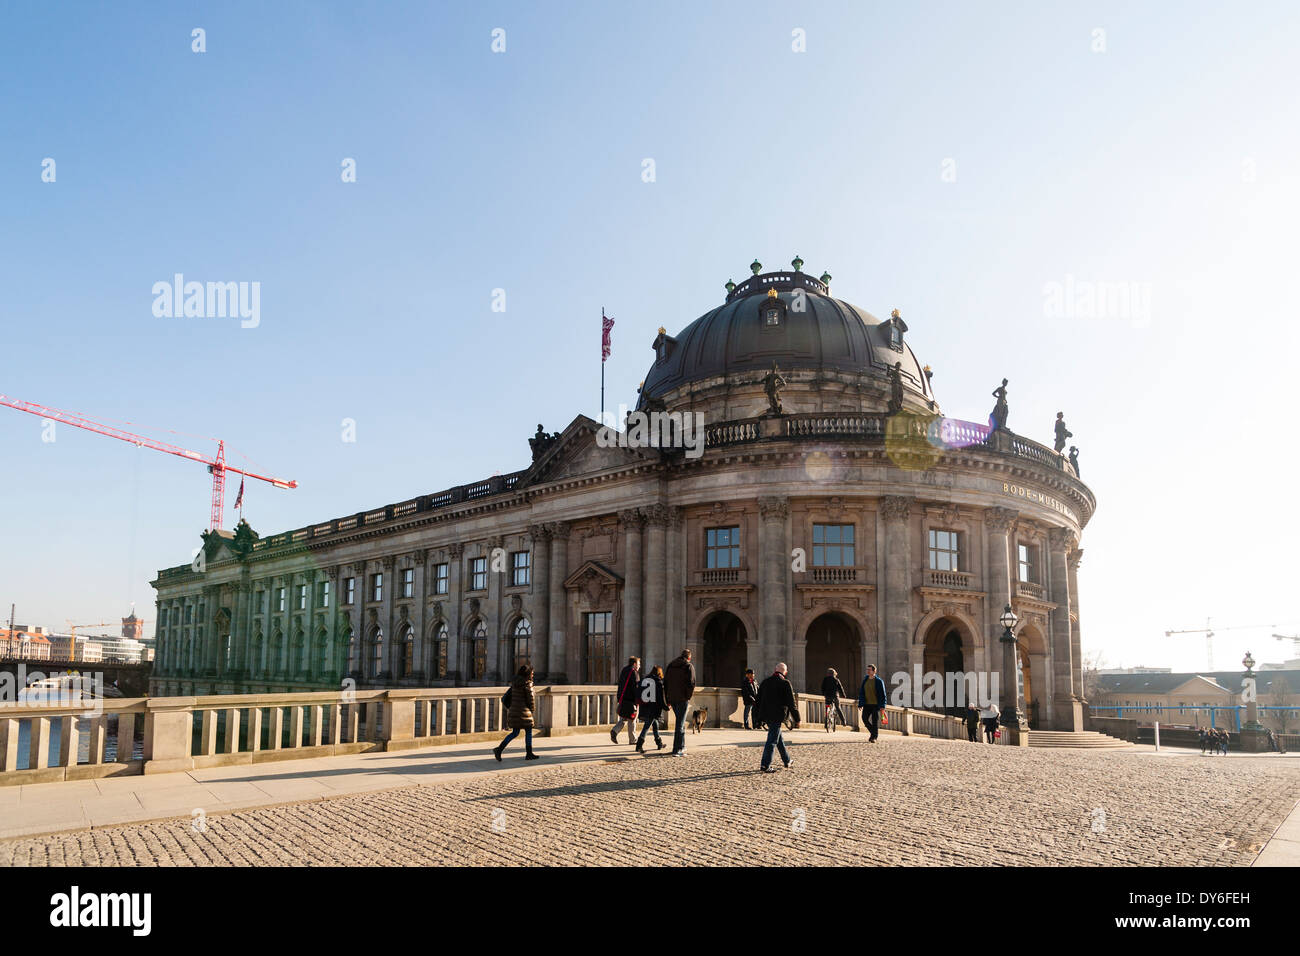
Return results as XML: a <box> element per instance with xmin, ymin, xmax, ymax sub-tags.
<box><xmin>601</xmin><ymin>306</ymin><xmax>606</xmax><ymax>423</ymax></box>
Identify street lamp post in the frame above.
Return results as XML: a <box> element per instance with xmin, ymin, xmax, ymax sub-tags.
<box><xmin>999</xmin><ymin>604</ymin><xmax>1028</xmax><ymax>732</ymax></box>
<box><xmin>1242</xmin><ymin>651</ymin><xmax>1261</xmax><ymax>730</ymax></box>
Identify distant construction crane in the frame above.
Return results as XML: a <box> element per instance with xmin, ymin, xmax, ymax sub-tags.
<box><xmin>1165</xmin><ymin>619</ymin><xmax>1278</xmax><ymax>671</ymax></box>
<box><xmin>1</xmin><ymin>393</ymin><xmax>296</xmax><ymax>530</ymax></box>
<box><xmin>1275</xmin><ymin>633</ymin><xmax>1300</xmax><ymax>655</ymax></box>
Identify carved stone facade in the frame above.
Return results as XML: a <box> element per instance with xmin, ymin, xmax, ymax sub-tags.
<box><xmin>151</xmin><ymin>268</ymin><xmax>1095</xmax><ymax>729</ymax></box>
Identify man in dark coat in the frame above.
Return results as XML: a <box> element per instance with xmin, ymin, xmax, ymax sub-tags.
<box><xmin>741</xmin><ymin>668</ymin><xmax>759</xmax><ymax>729</ymax></box>
<box><xmin>611</xmin><ymin>656</ymin><xmax>641</xmax><ymax>745</ymax></box>
<box><xmin>857</xmin><ymin>664</ymin><xmax>888</xmax><ymax>743</ymax></box>
<box><xmin>664</xmin><ymin>649</ymin><xmax>696</xmax><ymax>756</ymax></box>
<box><xmin>965</xmin><ymin>703</ymin><xmax>980</xmax><ymax>742</ymax></box>
<box><xmin>757</xmin><ymin>663</ymin><xmax>799</xmax><ymax>772</ymax></box>
<box><xmin>821</xmin><ymin>668</ymin><xmax>847</xmax><ymax>726</ymax></box>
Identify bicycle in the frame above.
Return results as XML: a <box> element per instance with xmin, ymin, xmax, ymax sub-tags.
<box><xmin>824</xmin><ymin>701</ymin><xmax>845</xmax><ymax>733</ymax></box>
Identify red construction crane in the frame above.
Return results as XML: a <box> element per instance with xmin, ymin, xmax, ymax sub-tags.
<box><xmin>0</xmin><ymin>393</ymin><xmax>297</xmax><ymax>530</ymax></box>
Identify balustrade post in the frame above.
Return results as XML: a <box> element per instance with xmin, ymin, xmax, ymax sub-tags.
<box><xmin>30</xmin><ymin>717</ymin><xmax>50</xmax><ymax>770</ymax></box>
<box><xmin>200</xmin><ymin>709</ymin><xmax>219</xmax><ymax>756</ymax></box>
<box><xmin>289</xmin><ymin>705</ymin><xmax>305</xmax><ymax>748</ymax></box>
<box><xmin>327</xmin><ymin>704</ymin><xmax>341</xmax><ymax>745</ymax></box>
<box><xmin>116</xmin><ymin>713</ymin><xmax>137</xmax><ymax>764</ymax></box>
<box><xmin>308</xmin><ymin>705</ymin><xmax>324</xmax><ymax>747</ymax></box>
<box><xmin>87</xmin><ymin>715</ymin><xmax>106</xmax><ymax>764</ymax></box>
<box><xmin>267</xmin><ymin>706</ymin><xmax>284</xmax><ymax>750</ymax></box>
<box><xmin>58</xmin><ymin>715</ymin><xmax>79</xmax><ymax>768</ymax></box>
<box><xmin>381</xmin><ymin>690</ymin><xmax>416</xmax><ymax>749</ymax></box>
<box><xmin>142</xmin><ymin>697</ymin><xmax>197</xmax><ymax>774</ymax></box>
<box><xmin>0</xmin><ymin>718</ymin><xmax>18</xmax><ymax>771</ymax></box>
<box><xmin>224</xmin><ymin>708</ymin><xmax>241</xmax><ymax>754</ymax></box>
<box><xmin>246</xmin><ymin>707</ymin><xmax>263</xmax><ymax>753</ymax></box>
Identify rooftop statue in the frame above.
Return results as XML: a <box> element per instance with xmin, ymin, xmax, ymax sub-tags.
<box><xmin>1068</xmin><ymin>445</ymin><xmax>1080</xmax><ymax>476</ymax></box>
<box><xmin>763</xmin><ymin>361</ymin><xmax>787</xmax><ymax>416</ymax></box>
<box><xmin>1054</xmin><ymin>412</ymin><xmax>1073</xmax><ymax>453</ymax></box>
<box><xmin>990</xmin><ymin>378</ymin><xmax>1009</xmax><ymax>431</ymax></box>
<box><xmin>529</xmin><ymin>424</ymin><xmax>559</xmax><ymax>461</ymax></box>
<box><xmin>887</xmin><ymin>362</ymin><xmax>904</xmax><ymax>415</ymax></box>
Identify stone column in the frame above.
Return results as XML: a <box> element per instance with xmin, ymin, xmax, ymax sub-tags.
<box><xmin>644</xmin><ymin>505</ymin><xmax>668</xmax><ymax>669</ymax></box>
<box><xmin>233</xmin><ymin>580</ymin><xmax>250</xmax><ymax>679</ymax></box>
<box><xmin>547</xmin><ymin>522</ymin><xmax>570</xmax><ymax>681</ymax></box>
<box><xmin>527</xmin><ymin>525</ymin><xmax>551</xmax><ymax>678</ymax></box>
<box><xmin>485</xmin><ymin>536</ymin><xmax>503</xmax><ymax>681</ymax></box>
<box><xmin>380</xmin><ymin>556</ymin><xmax>395</xmax><ymax>678</ymax></box>
<box><xmin>412</xmin><ymin>550</ymin><xmax>427</xmax><ymax>678</ymax></box>
<box><xmin>879</xmin><ymin>496</ymin><xmax>913</xmax><ymax>683</ymax></box>
<box><xmin>666</xmin><ymin>507</ymin><xmax>684</xmax><ymax>665</ymax></box>
<box><xmin>448</xmin><ymin>544</ymin><xmax>464</xmax><ymax>680</ymax></box>
<box><xmin>1048</xmin><ymin>527</ymin><xmax>1079</xmax><ymax>730</ymax></box>
<box><xmin>984</xmin><ymin>507</ymin><xmax>1025</xmax><ymax>732</ymax></box>
<box><xmin>758</xmin><ymin>497</ymin><xmax>790</xmax><ymax>675</ymax></box>
<box><xmin>326</xmin><ymin>566</ymin><xmax>341</xmax><ymax>683</ymax></box>
<box><xmin>619</xmin><ymin>509</ymin><xmax>644</xmax><ymax>665</ymax></box>
<box><xmin>1068</xmin><ymin>547</ymin><xmax>1084</xmax><ymax>701</ymax></box>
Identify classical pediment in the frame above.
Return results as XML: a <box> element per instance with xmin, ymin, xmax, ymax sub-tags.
<box><xmin>562</xmin><ymin>560</ymin><xmax>624</xmax><ymax>606</ymax></box>
<box><xmin>521</xmin><ymin>415</ymin><xmax>662</xmax><ymax>487</ymax></box>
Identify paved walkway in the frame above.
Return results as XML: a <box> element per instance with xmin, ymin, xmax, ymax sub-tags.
<box><xmin>3</xmin><ymin>727</ymin><xmax>1299</xmax><ymax>866</ymax></box>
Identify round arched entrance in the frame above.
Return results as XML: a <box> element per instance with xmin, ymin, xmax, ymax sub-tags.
<box><xmin>921</xmin><ymin>616</ymin><xmax>972</xmax><ymax>716</ymax></box>
<box><xmin>803</xmin><ymin>612</ymin><xmax>861</xmax><ymax>696</ymax></box>
<box><xmin>701</xmin><ymin>611</ymin><xmax>748</xmax><ymax>687</ymax></box>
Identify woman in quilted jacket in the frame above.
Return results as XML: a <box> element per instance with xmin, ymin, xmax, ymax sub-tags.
<box><xmin>493</xmin><ymin>665</ymin><xmax>539</xmax><ymax>761</ymax></box>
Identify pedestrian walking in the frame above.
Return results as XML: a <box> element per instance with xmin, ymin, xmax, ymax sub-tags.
<box><xmin>664</xmin><ymin>649</ymin><xmax>696</xmax><ymax>756</ymax></box>
<box><xmin>741</xmin><ymin>668</ymin><xmax>759</xmax><ymax>729</ymax></box>
<box><xmin>635</xmin><ymin>665</ymin><xmax>667</xmax><ymax>752</ymax></box>
<box><xmin>965</xmin><ymin>703</ymin><xmax>980</xmax><ymax>742</ymax></box>
<box><xmin>1219</xmin><ymin>729</ymin><xmax>1230</xmax><ymax>755</ymax></box>
<box><xmin>979</xmin><ymin>701</ymin><xmax>1000</xmax><ymax>743</ymax></box>
<box><xmin>756</xmin><ymin>663</ymin><xmax>799</xmax><ymax>772</ymax></box>
<box><xmin>821</xmin><ymin>668</ymin><xmax>847</xmax><ymax>727</ymax></box>
<box><xmin>611</xmin><ymin>656</ymin><xmax>641</xmax><ymax>745</ymax></box>
<box><xmin>493</xmin><ymin>665</ymin><xmax>539</xmax><ymax>761</ymax></box>
<box><xmin>856</xmin><ymin>664</ymin><xmax>888</xmax><ymax>742</ymax></box>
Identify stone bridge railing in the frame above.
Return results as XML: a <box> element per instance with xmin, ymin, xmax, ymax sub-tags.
<box><xmin>0</xmin><ymin>685</ymin><xmax>619</xmax><ymax>786</ymax></box>
<box><xmin>1</xmin><ymin>685</ymin><xmax>981</xmax><ymax>786</ymax></box>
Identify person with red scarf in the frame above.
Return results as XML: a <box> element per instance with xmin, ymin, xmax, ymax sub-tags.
<box><xmin>611</xmin><ymin>656</ymin><xmax>641</xmax><ymax>745</ymax></box>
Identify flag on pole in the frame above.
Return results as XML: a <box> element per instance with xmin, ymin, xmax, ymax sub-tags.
<box><xmin>602</xmin><ymin>310</ymin><xmax>615</xmax><ymax>362</ymax></box>
<box><xmin>234</xmin><ymin>477</ymin><xmax>245</xmax><ymax>511</ymax></box>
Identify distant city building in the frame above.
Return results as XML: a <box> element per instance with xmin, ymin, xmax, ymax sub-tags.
<box><xmin>79</xmin><ymin>641</ymin><xmax>104</xmax><ymax>663</ymax></box>
<box><xmin>1097</xmin><ymin>666</ymin><xmax>1173</xmax><ymax>674</ymax></box>
<box><xmin>1092</xmin><ymin>669</ymin><xmax>1300</xmax><ymax>729</ymax></box>
<box><xmin>121</xmin><ymin>613</ymin><xmax>145</xmax><ymax>641</ymax></box>
<box><xmin>151</xmin><ymin>265</ymin><xmax>1097</xmax><ymax>730</ymax></box>
<box><xmin>0</xmin><ymin>626</ymin><xmax>53</xmax><ymax>661</ymax></box>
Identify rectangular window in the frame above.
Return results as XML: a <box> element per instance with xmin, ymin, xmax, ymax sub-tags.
<box><xmin>705</xmin><ymin>527</ymin><xmax>741</xmax><ymax>569</ymax></box>
<box><xmin>511</xmin><ymin>550</ymin><xmax>530</xmax><ymax>587</ymax></box>
<box><xmin>583</xmin><ymin>611</ymin><xmax>613</xmax><ymax>684</ymax></box>
<box><xmin>812</xmin><ymin>524</ymin><xmax>855</xmax><ymax>567</ymax></box>
<box><xmin>401</xmin><ymin>568</ymin><xmax>414</xmax><ymax>598</ymax></box>
<box><xmin>370</xmin><ymin>573</ymin><xmax>383</xmax><ymax>602</ymax></box>
<box><xmin>198</xmin><ymin>604</ymin><xmax>206</xmax><ymax>623</ymax></box>
<box><xmin>184</xmin><ymin>605</ymin><xmax>193</xmax><ymax>625</ymax></box>
<box><xmin>928</xmin><ymin>529</ymin><xmax>960</xmax><ymax>572</ymax></box>
<box><xmin>318</xmin><ymin>580</ymin><xmax>330</xmax><ymax>608</ymax></box>
<box><xmin>344</xmin><ymin>577</ymin><xmax>355</xmax><ymax>605</ymax></box>
<box><xmin>469</xmin><ymin>557</ymin><xmax>487</xmax><ymax>591</ymax></box>
<box><xmin>433</xmin><ymin>563</ymin><xmax>449</xmax><ymax>595</ymax></box>
<box><xmin>296</xmin><ymin>584</ymin><xmax>307</xmax><ymax>611</ymax></box>
<box><xmin>1017</xmin><ymin>543</ymin><xmax>1039</xmax><ymax>584</ymax></box>
<box><xmin>275</xmin><ymin>588</ymin><xmax>286</xmax><ymax>613</ymax></box>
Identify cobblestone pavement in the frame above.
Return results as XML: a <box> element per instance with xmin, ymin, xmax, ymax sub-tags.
<box><xmin>4</xmin><ymin>735</ymin><xmax>1298</xmax><ymax>866</ymax></box>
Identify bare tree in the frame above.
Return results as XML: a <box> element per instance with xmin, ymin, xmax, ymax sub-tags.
<box><xmin>1081</xmin><ymin>649</ymin><xmax>1108</xmax><ymax>701</ymax></box>
<box><xmin>1261</xmin><ymin>676</ymin><xmax>1296</xmax><ymax>735</ymax></box>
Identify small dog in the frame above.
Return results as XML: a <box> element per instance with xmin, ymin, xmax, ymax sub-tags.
<box><xmin>690</xmin><ymin>708</ymin><xmax>708</xmax><ymax>733</ymax></box>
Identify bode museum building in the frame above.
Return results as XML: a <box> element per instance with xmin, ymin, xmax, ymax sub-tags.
<box><xmin>151</xmin><ymin>260</ymin><xmax>1096</xmax><ymax>731</ymax></box>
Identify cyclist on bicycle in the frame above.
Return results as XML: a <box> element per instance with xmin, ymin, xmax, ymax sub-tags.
<box><xmin>821</xmin><ymin>668</ymin><xmax>846</xmax><ymax>727</ymax></box>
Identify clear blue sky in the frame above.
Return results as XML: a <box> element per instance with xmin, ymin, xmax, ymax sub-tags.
<box><xmin>2</xmin><ymin>1</ymin><xmax>1297</xmax><ymax>670</ymax></box>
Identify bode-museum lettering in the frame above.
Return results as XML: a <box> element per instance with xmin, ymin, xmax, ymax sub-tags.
<box><xmin>1001</xmin><ymin>481</ymin><xmax>1076</xmax><ymax>522</ymax></box>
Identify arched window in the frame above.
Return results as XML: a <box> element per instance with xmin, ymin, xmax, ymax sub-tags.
<box><xmin>368</xmin><ymin>627</ymin><xmax>384</xmax><ymax>679</ymax></box>
<box><xmin>292</xmin><ymin>627</ymin><xmax>306</xmax><ymax>676</ymax></box>
<box><xmin>251</xmin><ymin>630</ymin><xmax>264</xmax><ymax>677</ymax></box>
<box><xmin>470</xmin><ymin>620</ymin><xmax>487</xmax><ymax>680</ymax></box>
<box><xmin>271</xmin><ymin>626</ymin><xmax>284</xmax><ymax>676</ymax></box>
<box><xmin>511</xmin><ymin>618</ymin><xmax>532</xmax><ymax>674</ymax></box>
<box><xmin>429</xmin><ymin>622</ymin><xmax>449</xmax><ymax>679</ymax></box>
<box><xmin>314</xmin><ymin>627</ymin><xmax>329</xmax><ymax>680</ymax></box>
<box><xmin>396</xmin><ymin>623</ymin><xmax>414</xmax><ymax>679</ymax></box>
